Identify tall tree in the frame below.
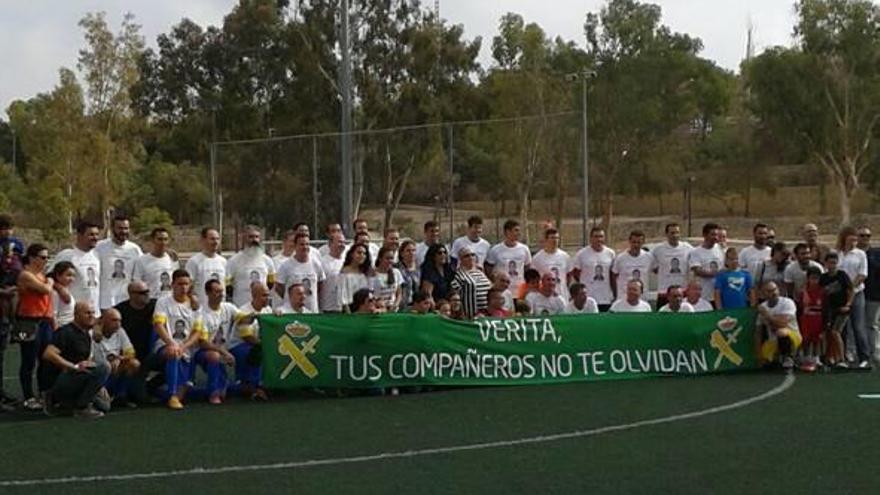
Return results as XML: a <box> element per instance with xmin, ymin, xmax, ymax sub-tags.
<box><xmin>746</xmin><ymin>0</ymin><xmax>880</xmax><ymax>225</ymax></box>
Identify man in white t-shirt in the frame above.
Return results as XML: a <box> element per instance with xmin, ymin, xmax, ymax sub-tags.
<box><xmin>277</xmin><ymin>283</ymin><xmax>313</xmax><ymax>314</ymax></box>
<box><xmin>688</xmin><ymin>222</ymin><xmax>724</xmax><ymax>303</ymax></box>
<box><xmin>382</xmin><ymin>228</ymin><xmax>401</xmax><ymax>263</ymax></box>
<box><xmin>572</xmin><ymin>227</ymin><xmax>616</xmax><ymax>311</ymax></box>
<box><xmin>292</xmin><ymin>222</ymin><xmax>322</xmax><ymax>261</ymax></box>
<box><xmin>195</xmin><ymin>279</ymin><xmax>238</xmax><ymax>404</ymax></box>
<box><xmin>738</xmin><ymin>223</ymin><xmax>773</xmax><ymax>279</ymax></box>
<box><xmin>783</xmin><ymin>242</ymin><xmax>825</xmax><ymax>298</ymax></box>
<box><xmin>52</xmin><ymin>220</ymin><xmax>102</xmax><ymax>314</ymax></box>
<box><xmin>151</xmin><ymin>269</ymin><xmax>204</xmax><ymax>410</ymax></box>
<box><xmin>757</xmin><ymin>281</ymin><xmax>801</xmax><ymax>370</ymax></box>
<box><xmin>132</xmin><ymin>227</ymin><xmax>177</xmax><ymax>300</ymax></box>
<box><xmin>564</xmin><ymin>282</ymin><xmax>598</xmax><ymax>314</ymax></box>
<box><xmin>93</xmin><ymin>308</ymin><xmax>140</xmax><ymax>404</ymax></box>
<box><xmin>276</xmin><ymin>233</ymin><xmax>326</xmax><ymax>313</ymax></box>
<box><xmin>525</xmin><ymin>272</ymin><xmax>566</xmax><ymax>316</ymax></box>
<box><xmin>531</xmin><ymin>228</ymin><xmax>572</xmax><ymax>302</ymax></box>
<box><xmin>185</xmin><ymin>227</ymin><xmax>227</xmax><ymax>308</ymax></box>
<box><xmin>651</xmin><ymin>222</ymin><xmax>692</xmax><ymax>307</ymax></box>
<box><xmin>319</xmin><ymin>233</ymin><xmax>346</xmax><ymax>312</ymax></box>
<box><xmin>95</xmin><ymin>214</ymin><xmax>143</xmax><ymax>311</ymax></box>
<box><xmin>272</xmin><ymin>230</ymin><xmax>297</xmax><ymax>270</ymax></box>
<box><xmin>611</xmin><ymin>230</ymin><xmax>654</xmax><ymax>302</ymax></box>
<box><xmin>225</xmin><ymin>225</ymin><xmax>276</xmax><ymax>307</ymax></box>
<box><xmin>317</xmin><ymin>223</ymin><xmax>344</xmax><ymax>257</ymax></box>
<box><xmin>685</xmin><ymin>280</ymin><xmax>714</xmax><ymax>312</ymax></box>
<box><xmin>228</xmin><ymin>281</ymin><xmax>273</xmax><ymax>400</ymax></box>
<box><xmin>451</xmin><ymin>215</ymin><xmax>491</xmax><ymax>268</ymax></box>
<box><xmin>415</xmin><ymin>220</ymin><xmax>443</xmax><ymax>268</ymax></box>
<box><xmin>610</xmin><ymin>280</ymin><xmax>652</xmax><ymax>313</ymax></box>
<box><xmin>658</xmin><ymin>285</ymin><xmax>695</xmax><ymax>313</ymax></box>
<box><xmin>485</xmin><ymin>219</ymin><xmax>532</xmax><ymax>290</ymax></box>
<box><xmin>353</xmin><ymin>218</ymin><xmax>380</xmax><ymax>262</ymax></box>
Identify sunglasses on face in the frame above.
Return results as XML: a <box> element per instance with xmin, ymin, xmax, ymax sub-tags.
<box><xmin>859</xmin><ymin>233</ymin><xmax>871</xmax><ymax>238</ymax></box>
<box><xmin>132</xmin><ymin>290</ymin><xmax>150</xmax><ymax>295</ymax></box>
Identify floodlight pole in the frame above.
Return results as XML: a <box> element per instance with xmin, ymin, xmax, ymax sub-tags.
<box><xmin>568</xmin><ymin>69</ymin><xmax>595</xmax><ymax>246</ymax></box>
<box><xmin>340</xmin><ymin>0</ymin><xmax>354</xmax><ymax>237</ymax></box>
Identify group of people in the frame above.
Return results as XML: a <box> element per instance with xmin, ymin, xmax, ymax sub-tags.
<box><xmin>0</xmin><ymin>211</ymin><xmax>877</xmax><ymax>419</ymax></box>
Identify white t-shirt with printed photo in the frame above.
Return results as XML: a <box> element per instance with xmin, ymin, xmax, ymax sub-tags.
<box><xmin>226</xmin><ymin>250</ymin><xmax>276</xmax><ymax>307</ymax></box>
<box><xmin>450</xmin><ymin>236</ymin><xmax>491</xmax><ymax>268</ymax></box>
<box><xmin>738</xmin><ymin>245</ymin><xmax>772</xmax><ymax>279</ymax></box>
<box><xmin>611</xmin><ymin>250</ymin><xmax>654</xmax><ymax>300</ymax></box>
<box><xmin>277</xmin><ymin>256</ymin><xmax>326</xmax><ymax>313</ymax></box>
<box><xmin>525</xmin><ymin>291</ymin><xmax>566</xmax><ymax>316</ymax></box>
<box><xmin>227</xmin><ymin>302</ymin><xmax>272</xmax><ymax>349</ymax></box>
<box><xmin>319</xmin><ymin>254</ymin><xmax>345</xmax><ymax>312</ymax></box>
<box><xmin>52</xmin><ymin>247</ymin><xmax>101</xmax><ymax>313</ymax></box>
<box><xmin>95</xmin><ymin>239</ymin><xmax>143</xmax><ymax>310</ymax></box>
<box><xmin>487</xmin><ymin>242</ymin><xmax>532</xmax><ymax>288</ymax></box>
<box><xmin>151</xmin><ymin>295</ymin><xmax>204</xmax><ymax>354</ymax></box>
<box><xmin>609</xmin><ymin>299</ymin><xmax>652</xmax><ymax>313</ymax></box>
<box><xmin>94</xmin><ymin>328</ymin><xmax>135</xmax><ymax>363</ymax></box>
<box><xmin>201</xmin><ymin>301</ymin><xmax>240</xmax><ymax>348</ymax></box>
<box><xmin>650</xmin><ymin>242</ymin><xmax>693</xmax><ymax>292</ymax></box>
<box><xmin>572</xmin><ymin>245</ymin><xmax>616</xmax><ymax>305</ymax></box>
<box><xmin>185</xmin><ymin>252</ymin><xmax>227</xmax><ymax>307</ymax></box>
<box><xmin>760</xmin><ymin>296</ymin><xmax>799</xmax><ymax>333</ymax></box>
<box><xmin>688</xmin><ymin>245</ymin><xmax>724</xmax><ymax>301</ymax></box>
<box><xmin>369</xmin><ymin>268</ymin><xmax>404</xmax><ymax>311</ymax></box>
<box><xmin>531</xmin><ymin>249</ymin><xmax>572</xmax><ymax>301</ymax></box>
<box><xmin>564</xmin><ymin>297</ymin><xmax>599</xmax><ymax>314</ymax></box>
<box><xmin>133</xmin><ymin>252</ymin><xmax>176</xmax><ymax>300</ymax></box>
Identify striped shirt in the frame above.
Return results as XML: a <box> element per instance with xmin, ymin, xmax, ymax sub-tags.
<box><xmin>451</xmin><ymin>268</ymin><xmax>492</xmax><ymax>319</ymax></box>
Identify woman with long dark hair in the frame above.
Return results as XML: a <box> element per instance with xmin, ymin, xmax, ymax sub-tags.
<box><xmin>15</xmin><ymin>243</ymin><xmax>54</xmax><ymax>410</ymax></box>
<box><xmin>420</xmin><ymin>243</ymin><xmax>455</xmax><ymax>302</ymax></box>
<box><xmin>338</xmin><ymin>242</ymin><xmax>373</xmax><ymax>312</ymax></box>
<box><xmin>372</xmin><ymin>246</ymin><xmax>403</xmax><ymax>312</ymax></box>
<box><xmin>396</xmin><ymin>240</ymin><xmax>420</xmax><ymax>310</ymax></box>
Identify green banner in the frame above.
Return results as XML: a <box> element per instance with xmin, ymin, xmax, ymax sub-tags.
<box><xmin>258</xmin><ymin>310</ymin><xmax>758</xmax><ymax>388</ymax></box>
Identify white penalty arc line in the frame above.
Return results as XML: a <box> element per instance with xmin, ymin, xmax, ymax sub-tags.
<box><xmin>0</xmin><ymin>374</ymin><xmax>795</xmax><ymax>487</ymax></box>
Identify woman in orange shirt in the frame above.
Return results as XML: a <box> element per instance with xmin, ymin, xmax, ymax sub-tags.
<box><xmin>15</xmin><ymin>243</ymin><xmax>54</xmax><ymax>410</ymax></box>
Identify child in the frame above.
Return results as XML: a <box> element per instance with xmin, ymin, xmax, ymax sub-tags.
<box><xmin>50</xmin><ymin>261</ymin><xmax>77</xmax><ymax>328</ymax></box>
<box><xmin>819</xmin><ymin>252</ymin><xmax>852</xmax><ymax>369</ymax></box>
<box><xmin>517</xmin><ymin>268</ymin><xmax>541</xmax><ymax>301</ymax></box>
<box><xmin>435</xmin><ymin>299</ymin><xmax>452</xmax><ymax>317</ymax></box>
<box><xmin>714</xmin><ymin>247</ymin><xmax>755</xmax><ymax>310</ymax></box>
<box><xmin>798</xmin><ymin>267</ymin><xmax>824</xmax><ymax>372</ymax></box>
<box><xmin>480</xmin><ymin>288</ymin><xmax>511</xmax><ymax>318</ymax></box>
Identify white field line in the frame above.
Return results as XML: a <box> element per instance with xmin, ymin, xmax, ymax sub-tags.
<box><xmin>857</xmin><ymin>394</ymin><xmax>880</xmax><ymax>399</ymax></box>
<box><xmin>0</xmin><ymin>374</ymin><xmax>796</xmax><ymax>487</ymax></box>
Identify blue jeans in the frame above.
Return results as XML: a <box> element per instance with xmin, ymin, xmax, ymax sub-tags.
<box><xmin>845</xmin><ymin>291</ymin><xmax>872</xmax><ymax>362</ymax></box>
<box><xmin>51</xmin><ymin>361</ymin><xmax>111</xmax><ymax>409</ymax></box>
<box><xmin>230</xmin><ymin>343</ymin><xmax>261</xmax><ymax>388</ymax></box>
<box><xmin>18</xmin><ymin>319</ymin><xmax>53</xmax><ymax>399</ymax></box>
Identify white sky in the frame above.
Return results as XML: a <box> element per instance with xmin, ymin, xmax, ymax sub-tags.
<box><xmin>0</xmin><ymin>0</ymin><xmax>800</xmax><ymax>117</ymax></box>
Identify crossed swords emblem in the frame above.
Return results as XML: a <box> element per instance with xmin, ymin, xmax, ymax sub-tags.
<box><xmin>710</xmin><ymin>327</ymin><xmax>743</xmax><ymax>369</ymax></box>
<box><xmin>278</xmin><ymin>325</ymin><xmax>320</xmax><ymax>379</ymax></box>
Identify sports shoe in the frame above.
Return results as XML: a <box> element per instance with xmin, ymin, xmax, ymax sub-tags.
<box><xmin>73</xmin><ymin>406</ymin><xmax>104</xmax><ymax>420</ymax></box>
<box><xmin>167</xmin><ymin>396</ymin><xmax>184</xmax><ymax>410</ymax></box>
<box><xmin>209</xmin><ymin>394</ymin><xmax>223</xmax><ymax>405</ymax></box>
<box><xmin>782</xmin><ymin>357</ymin><xmax>795</xmax><ymax>370</ymax></box>
<box><xmin>42</xmin><ymin>392</ymin><xmax>57</xmax><ymax>417</ymax></box>
<box><xmin>251</xmin><ymin>388</ymin><xmax>269</xmax><ymax>401</ymax></box>
<box><xmin>22</xmin><ymin>397</ymin><xmax>43</xmax><ymax>411</ymax></box>
<box><xmin>799</xmin><ymin>362</ymin><xmax>817</xmax><ymax>373</ymax></box>
<box><xmin>857</xmin><ymin>360</ymin><xmax>872</xmax><ymax>370</ymax></box>
<box><xmin>836</xmin><ymin>361</ymin><xmax>850</xmax><ymax>370</ymax></box>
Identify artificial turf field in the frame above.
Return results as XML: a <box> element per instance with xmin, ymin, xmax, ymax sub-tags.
<box><xmin>1</xmin><ymin>355</ymin><xmax>878</xmax><ymax>494</ymax></box>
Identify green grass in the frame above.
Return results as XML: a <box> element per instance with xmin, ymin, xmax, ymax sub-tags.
<box><xmin>1</xmin><ymin>351</ymin><xmax>879</xmax><ymax>495</ymax></box>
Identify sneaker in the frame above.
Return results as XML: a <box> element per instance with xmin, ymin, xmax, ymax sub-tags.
<box><xmin>836</xmin><ymin>361</ymin><xmax>850</xmax><ymax>370</ymax></box>
<box><xmin>209</xmin><ymin>394</ymin><xmax>223</xmax><ymax>405</ymax></box>
<box><xmin>42</xmin><ymin>392</ymin><xmax>57</xmax><ymax>417</ymax></box>
<box><xmin>167</xmin><ymin>396</ymin><xmax>184</xmax><ymax>410</ymax></box>
<box><xmin>800</xmin><ymin>362</ymin><xmax>817</xmax><ymax>373</ymax></box>
<box><xmin>22</xmin><ymin>397</ymin><xmax>43</xmax><ymax>411</ymax></box>
<box><xmin>782</xmin><ymin>357</ymin><xmax>795</xmax><ymax>370</ymax></box>
<box><xmin>251</xmin><ymin>388</ymin><xmax>269</xmax><ymax>401</ymax></box>
<box><xmin>857</xmin><ymin>360</ymin><xmax>872</xmax><ymax>370</ymax></box>
<box><xmin>73</xmin><ymin>406</ymin><xmax>105</xmax><ymax>420</ymax></box>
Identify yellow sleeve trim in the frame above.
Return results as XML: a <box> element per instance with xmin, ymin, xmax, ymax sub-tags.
<box><xmin>153</xmin><ymin>314</ymin><xmax>168</xmax><ymax>325</ymax></box>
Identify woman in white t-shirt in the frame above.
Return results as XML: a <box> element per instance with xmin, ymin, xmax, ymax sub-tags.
<box><xmin>339</xmin><ymin>242</ymin><xmax>373</xmax><ymax>312</ymax></box>
<box><xmin>372</xmin><ymin>246</ymin><xmax>403</xmax><ymax>312</ymax></box>
<box><xmin>50</xmin><ymin>261</ymin><xmax>77</xmax><ymax>328</ymax></box>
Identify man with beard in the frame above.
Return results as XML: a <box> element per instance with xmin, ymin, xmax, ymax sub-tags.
<box><xmin>52</xmin><ymin>220</ymin><xmax>102</xmax><ymax>313</ymax></box>
<box><xmin>226</xmin><ymin>225</ymin><xmax>276</xmax><ymax>307</ymax></box>
<box><xmin>95</xmin><ymin>213</ymin><xmax>143</xmax><ymax>311</ymax></box>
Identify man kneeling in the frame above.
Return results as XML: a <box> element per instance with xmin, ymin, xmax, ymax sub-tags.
<box><xmin>757</xmin><ymin>281</ymin><xmax>802</xmax><ymax>370</ymax></box>
<box><xmin>42</xmin><ymin>302</ymin><xmax>110</xmax><ymax>419</ymax></box>
<box><xmin>94</xmin><ymin>308</ymin><xmax>140</xmax><ymax>407</ymax></box>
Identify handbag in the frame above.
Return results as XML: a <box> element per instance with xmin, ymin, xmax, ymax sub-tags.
<box><xmin>10</xmin><ymin>317</ymin><xmax>41</xmax><ymax>344</ymax></box>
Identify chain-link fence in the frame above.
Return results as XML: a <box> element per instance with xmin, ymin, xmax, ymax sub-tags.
<box><xmin>212</xmin><ymin>111</ymin><xmax>587</xmax><ymax>246</ymax></box>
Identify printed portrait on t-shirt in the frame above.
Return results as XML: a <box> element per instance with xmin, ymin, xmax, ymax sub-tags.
<box><xmin>302</xmin><ymin>277</ymin><xmax>312</xmax><ymax>296</ymax></box>
<box><xmin>112</xmin><ymin>259</ymin><xmax>126</xmax><ymax>279</ymax></box>
<box><xmin>507</xmin><ymin>260</ymin><xmax>518</xmax><ymax>278</ymax></box>
<box><xmin>160</xmin><ymin>271</ymin><xmax>171</xmax><ymax>291</ymax></box>
<box><xmin>550</xmin><ymin>267</ymin><xmax>560</xmax><ymax>284</ymax></box>
<box><xmin>209</xmin><ymin>272</ymin><xmax>220</xmax><ymax>281</ymax></box>
<box><xmin>87</xmin><ymin>267</ymin><xmax>98</xmax><ymax>287</ymax></box>
<box><xmin>249</xmin><ymin>270</ymin><xmax>261</xmax><ymax>283</ymax></box>
<box><xmin>709</xmin><ymin>261</ymin><xmax>719</xmax><ymax>273</ymax></box>
<box><xmin>593</xmin><ymin>265</ymin><xmax>605</xmax><ymax>281</ymax></box>
<box><xmin>632</xmin><ymin>269</ymin><xmax>642</xmax><ymax>281</ymax></box>
<box><xmin>173</xmin><ymin>319</ymin><xmax>186</xmax><ymax>340</ymax></box>
<box><xmin>670</xmin><ymin>257</ymin><xmax>681</xmax><ymax>274</ymax></box>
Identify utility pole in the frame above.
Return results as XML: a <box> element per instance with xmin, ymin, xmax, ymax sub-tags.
<box><xmin>340</xmin><ymin>0</ymin><xmax>354</xmax><ymax>237</ymax></box>
<box><xmin>567</xmin><ymin>69</ymin><xmax>596</xmax><ymax>246</ymax></box>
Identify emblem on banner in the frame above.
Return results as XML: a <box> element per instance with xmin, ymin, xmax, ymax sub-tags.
<box><xmin>278</xmin><ymin>322</ymin><xmax>321</xmax><ymax>379</ymax></box>
<box><xmin>710</xmin><ymin>316</ymin><xmax>743</xmax><ymax>370</ymax></box>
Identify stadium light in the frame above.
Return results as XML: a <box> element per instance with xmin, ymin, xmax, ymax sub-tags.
<box><xmin>567</xmin><ymin>69</ymin><xmax>596</xmax><ymax>246</ymax></box>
